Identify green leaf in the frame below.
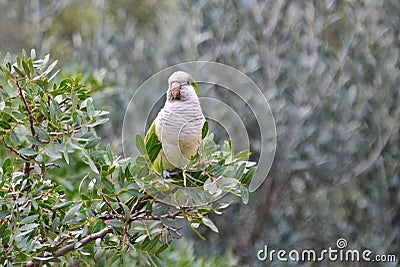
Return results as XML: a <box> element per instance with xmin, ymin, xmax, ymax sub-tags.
<box><xmin>135</xmin><ymin>234</ymin><xmax>148</xmax><ymax>243</ymax></box>
<box><xmin>10</xmin><ymin>130</ymin><xmax>21</xmax><ymax>144</ymax></box>
<box><xmin>87</xmin><ymin>99</ymin><xmax>95</xmax><ymax>120</ymax></box>
<box><xmin>202</xmin><ymin>217</ymin><xmax>219</xmax><ymax>233</ymax></box>
<box><xmin>22</xmin><ymin>60</ymin><xmax>31</xmax><ymax>78</ymax></box>
<box><xmin>42</xmin><ymin>60</ymin><xmax>58</xmax><ymax>76</ymax></box>
<box><xmin>88</xmin><ymin>156</ymin><xmax>99</xmax><ymax>174</ymax></box>
<box><xmin>84</xmin><ymin>137</ymin><xmax>101</xmax><ymax>149</ymax></box>
<box><xmin>235</xmin><ymin>163</ymin><xmax>246</xmax><ymax>179</ymax></box>
<box><xmin>18</xmin><ymin>223</ymin><xmax>39</xmax><ymax>233</ymax></box>
<box><xmin>136</xmin><ymin>134</ymin><xmax>146</xmax><ymax>155</ymax></box>
<box><xmin>155</xmin><ymin>243</ymin><xmax>169</xmax><ymax>254</ymax></box>
<box><xmin>52</xmin><ymin>217</ymin><xmax>61</xmax><ymax>230</ymax></box>
<box><xmin>33</xmin><ymin>126</ymin><xmax>50</xmax><ymax>141</ymax></box>
<box><xmin>146</xmin><ymin>234</ymin><xmax>161</xmax><ymax>252</ymax></box>
<box><xmin>136</xmin><ymin>166</ymin><xmax>149</xmax><ymax>179</ymax></box>
<box><xmin>2</xmin><ymin>111</ymin><xmax>17</xmax><ymax>123</ymax></box>
<box><xmin>31</xmin><ymin>199</ymin><xmax>38</xmax><ymax>210</ymax></box>
<box><xmin>120</xmin><ymin>202</ymin><xmax>131</xmax><ymax>223</ymax></box>
<box><xmin>204</xmin><ymin>179</ymin><xmax>219</xmax><ymax>194</ymax></box>
<box><xmin>0</xmin><ymin>120</ymin><xmax>11</xmax><ymax>130</ymax></box>
<box><xmin>63</xmin><ymin>203</ymin><xmax>82</xmax><ymax>224</ymax></box>
<box><xmin>84</xmin><ymin>152</ymin><xmax>99</xmax><ymax>174</ymax></box>
<box><xmin>20</xmin><ymin>215</ymin><xmax>39</xmax><ymax>224</ymax></box>
<box><xmin>21</xmin><ymin>49</ymin><xmax>27</xmax><ymax>60</ymax></box>
<box><xmin>234</xmin><ymin>150</ymin><xmax>251</xmax><ymax>161</ymax></box>
<box><xmin>106</xmin><ymin>144</ymin><xmax>113</xmax><ymax>162</ymax></box>
<box><xmin>108</xmin><ymin>219</ymin><xmax>124</xmax><ymax>228</ymax></box>
<box><xmin>124</xmin><ymin>164</ymin><xmax>132</xmax><ymax>179</ymax></box>
<box><xmin>240</xmin><ymin>186</ymin><xmax>249</xmax><ymax>204</ymax></box>
<box><xmin>87</xmin><ymin>118</ymin><xmax>109</xmax><ymax>127</ymax></box>
<box><xmin>43</xmin><ymin>144</ymin><xmax>62</xmax><ymax>160</ymax></box>
<box><xmin>26</xmin><ymin>135</ymin><xmax>44</xmax><ymax>147</ymax></box>
<box><xmin>127</xmin><ymin>186</ymin><xmax>144</xmax><ymax>198</ymax></box>
<box><xmin>241</xmin><ymin>166</ymin><xmax>256</xmax><ymax>184</ymax></box>
<box><xmin>101</xmin><ymin>176</ymin><xmax>114</xmax><ymax>194</ymax></box>
<box><xmin>0</xmin><ymin>211</ymin><xmax>10</xmax><ymax>220</ymax></box>
<box><xmin>50</xmin><ymin>99</ymin><xmax>61</xmax><ymax>121</ymax></box>
<box><xmin>216</xmin><ymin>203</ymin><xmax>230</xmax><ymax>210</ymax></box>
<box><xmin>218</xmin><ymin>178</ymin><xmax>239</xmax><ymax>189</ymax></box>
<box><xmin>63</xmin><ymin>145</ymin><xmax>69</xmax><ymax>165</ymax></box>
<box><xmin>13</xmin><ymin>66</ymin><xmax>25</xmax><ymax>77</ymax></box>
<box><xmin>135</xmin><ymin>156</ymin><xmax>146</xmax><ymax>166</ymax></box>
<box><xmin>49</xmin><ymin>69</ymin><xmax>60</xmax><ymax>82</ymax></box>
<box><xmin>190</xmin><ymin>225</ymin><xmax>206</xmax><ymax>240</ymax></box>
<box><xmin>202</xmin><ymin>120</ymin><xmax>209</xmax><ymax>139</ymax></box>
<box><xmin>146</xmin><ymin>133</ymin><xmax>161</xmax><ymax>162</ymax></box>
<box><xmin>52</xmin><ymin>201</ymin><xmax>73</xmax><ymax>211</ymax></box>
<box><xmin>38</xmin><ymin>101</ymin><xmax>50</xmax><ymax>120</ymax></box>
<box><xmin>18</xmin><ymin>147</ymin><xmax>38</xmax><ymax>157</ymax></box>
<box><xmin>94</xmin><ymin>248</ymin><xmax>104</xmax><ymax>262</ymax></box>
<box><xmin>30</xmin><ymin>49</ymin><xmax>36</xmax><ymax>60</ymax></box>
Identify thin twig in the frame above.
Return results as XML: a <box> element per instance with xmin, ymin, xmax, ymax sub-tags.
<box><xmin>130</xmin><ymin>196</ymin><xmax>145</xmax><ymax>214</ymax></box>
<box><xmin>164</xmin><ymin>224</ymin><xmax>182</xmax><ymax>239</ymax></box>
<box><xmin>16</xmin><ymin>77</ymin><xmax>39</xmax><ymax>176</ymax></box>
<box><xmin>1</xmin><ymin>138</ymin><xmax>29</xmax><ymax>161</ymax></box>
<box><xmin>129</xmin><ymin>210</ymin><xmax>182</xmax><ymax>223</ymax></box>
<box><xmin>16</xmin><ymin>77</ymin><xmax>36</xmax><ymax>137</ymax></box>
<box><xmin>101</xmin><ymin>195</ymin><xmax>119</xmax><ymax>216</ymax></box>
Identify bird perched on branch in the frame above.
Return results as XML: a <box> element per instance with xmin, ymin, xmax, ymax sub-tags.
<box><xmin>145</xmin><ymin>71</ymin><xmax>206</xmax><ymax>176</ymax></box>
<box><xmin>115</xmin><ymin>71</ymin><xmax>206</xmax><ymax>213</ymax></box>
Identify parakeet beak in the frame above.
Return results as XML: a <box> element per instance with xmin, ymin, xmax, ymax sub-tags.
<box><xmin>170</xmin><ymin>82</ymin><xmax>181</xmax><ymax>100</ymax></box>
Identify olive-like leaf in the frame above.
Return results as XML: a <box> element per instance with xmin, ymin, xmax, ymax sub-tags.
<box><xmin>62</xmin><ymin>203</ymin><xmax>82</xmax><ymax>224</ymax></box>
<box><xmin>202</xmin><ymin>217</ymin><xmax>219</xmax><ymax>233</ymax></box>
<box><xmin>136</xmin><ymin>134</ymin><xmax>147</xmax><ymax>155</ymax></box>
<box><xmin>202</xmin><ymin>120</ymin><xmax>209</xmax><ymax>139</ymax></box>
<box><xmin>33</xmin><ymin>126</ymin><xmax>50</xmax><ymax>141</ymax></box>
<box><xmin>241</xmin><ymin>166</ymin><xmax>256</xmax><ymax>184</ymax></box>
<box><xmin>240</xmin><ymin>186</ymin><xmax>249</xmax><ymax>204</ymax></box>
<box><xmin>18</xmin><ymin>147</ymin><xmax>38</xmax><ymax>157</ymax></box>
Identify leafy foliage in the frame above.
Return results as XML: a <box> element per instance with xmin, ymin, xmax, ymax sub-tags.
<box><xmin>1</xmin><ymin>0</ymin><xmax>399</xmax><ymax>265</ymax></box>
<box><xmin>0</xmin><ymin>50</ymin><xmax>255</xmax><ymax>265</ymax></box>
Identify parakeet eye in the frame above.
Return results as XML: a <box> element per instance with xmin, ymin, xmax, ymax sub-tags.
<box><xmin>187</xmin><ymin>81</ymin><xmax>190</xmax><ymax>85</ymax></box>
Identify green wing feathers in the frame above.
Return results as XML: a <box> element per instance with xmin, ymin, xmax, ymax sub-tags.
<box><xmin>190</xmin><ymin>77</ymin><xmax>200</xmax><ymax>98</ymax></box>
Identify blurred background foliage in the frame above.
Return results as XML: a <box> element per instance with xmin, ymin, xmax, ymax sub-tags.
<box><xmin>0</xmin><ymin>0</ymin><xmax>399</xmax><ymax>265</ymax></box>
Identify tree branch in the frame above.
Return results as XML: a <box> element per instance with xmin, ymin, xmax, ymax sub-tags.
<box><xmin>52</xmin><ymin>226</ymin><xmax>111</xmax><ymax>257</ymax></box>
<box><xmin>52</xmin><ymin>209</ymin><xmax>182</xmax><ymax>258</ymax></box>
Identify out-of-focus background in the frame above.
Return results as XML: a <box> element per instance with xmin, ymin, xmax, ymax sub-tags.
<box><xmin>1</xmin><ymin>0</ymin><xmax>399</xmax><ymax>265</ymax></box>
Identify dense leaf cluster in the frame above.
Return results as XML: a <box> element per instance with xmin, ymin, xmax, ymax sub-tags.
<box><xmin>0</xmin><ymin>51</ymin><xmax>255</xmax><ymax>266</ymax></box>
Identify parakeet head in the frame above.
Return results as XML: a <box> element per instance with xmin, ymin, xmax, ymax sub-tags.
<box><xmin>167</xmin><ymin>71</ymin><xmax>200</xmax><ymax>101</ymax></box>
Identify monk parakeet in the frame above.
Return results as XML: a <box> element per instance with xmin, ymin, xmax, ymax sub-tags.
<box><xmin>145</xmin><ymin>71</ymin><xmax>206</xmax><ymax>174</ymax></box>
<box><xmin>116</xmin><ymin>71</ymin><xmax>206</xmax><ymax>212</ymax></box>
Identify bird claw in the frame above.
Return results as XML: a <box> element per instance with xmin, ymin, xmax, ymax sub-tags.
<box><xmin>162</xmin><ymin>170</ymin><xmax>170</xmax><ymax>178</ymax></box>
